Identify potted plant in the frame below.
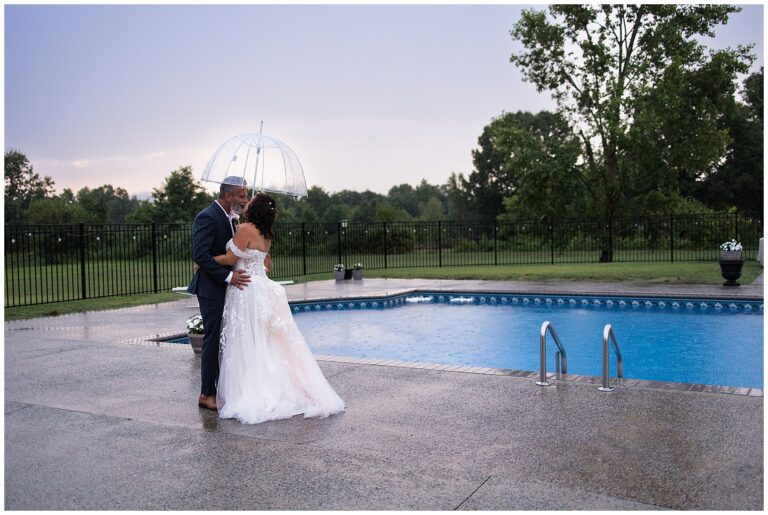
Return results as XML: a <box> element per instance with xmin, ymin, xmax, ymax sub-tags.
<box><xmin>352</xmin><ymin>262</ymin><xmax>364</xmax><ymax>280</ymax></box>
<box><xmin>186</xmin><ymin>314</ymin><xmax>205</xmax><ymax>354</ymax></box>
<box><xmin>334</xmin><ymin>264</ymin><xmax>345</xmax><ymax>281</ymax></box>
<box><xmin>719</xmin><ymin>240</ymin><xmax>744</xmax><ymax>287</ymax></box>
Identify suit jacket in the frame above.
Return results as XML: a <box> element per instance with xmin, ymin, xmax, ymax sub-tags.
<box><xmin>187</xmin><ymin>201</ymin><xmax>235</xmax><ymax>301</ymax></box>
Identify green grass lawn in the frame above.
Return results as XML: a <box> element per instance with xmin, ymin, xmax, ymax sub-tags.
<box><xmin>5</xmin><ymin>292</ymin><xmax>183</xmax><ymax>321</ymax></box>
<box><xmin>357</xmin><ymin>261</ymin><xmax>764</xmax><ymax>284</ymax></box>
<box><xmin>281</xmin><ymin>261</ymin><xmax>763</xmax><ymax>284</ymax></box>
<box><xmin>5</xmin><ymin>261</ymin><xmax>762</xmax><ymax>321</ymax></box>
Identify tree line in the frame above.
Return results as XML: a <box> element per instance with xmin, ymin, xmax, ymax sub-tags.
<box><xmin>3</xmin><ymin>156</ymin><xmax>462</xmax><ymax>225</ymax></box>
<box><xmin>5</xmin><ymin>5</ymin><xmax>762</xmax><ymax>234</ymax></box>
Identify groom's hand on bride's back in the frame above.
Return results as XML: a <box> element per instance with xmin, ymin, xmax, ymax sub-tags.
<box><xmin>231</xmin><ymin>269</ymin><xmax>251</xmax><ymax>289</ymax></box>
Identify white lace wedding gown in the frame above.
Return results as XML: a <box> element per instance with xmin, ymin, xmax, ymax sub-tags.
<box><xmin>216</xmin><ymin>240</ymin><xmax>345</xmax><ymax>424</ymax></box>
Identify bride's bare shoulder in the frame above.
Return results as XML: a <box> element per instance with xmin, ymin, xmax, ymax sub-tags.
<box><xmin>236</xmin><ymin>223</ymin><xmax>269</xmax><ymax>252</ymax></box>
<box><xmin>237</xmin><ymin>222</ymin><xmax>256</xmax><ymax>233</ymax></box>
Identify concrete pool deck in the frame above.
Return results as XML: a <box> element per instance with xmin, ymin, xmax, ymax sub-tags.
<box><xmin>4</xmin><ymin>278</ymin><xmax>764</xmax><ymax>509</ymax></box>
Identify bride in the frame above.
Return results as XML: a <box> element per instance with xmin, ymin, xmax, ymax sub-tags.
<box><xmin>212</xmin><ymin>193</ymin><xmax>345</xmax><ymax>424</ymax></box>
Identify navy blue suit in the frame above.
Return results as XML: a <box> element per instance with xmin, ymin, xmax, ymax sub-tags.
<box><xmin>188</xmin><ymin>201</ymin><xmax>235</xmax><ymax>396</ymax></box>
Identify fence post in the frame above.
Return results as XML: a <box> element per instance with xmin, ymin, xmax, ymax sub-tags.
<box><xmin>151</xmin><ymin>223</ymin><xmax>159</xmax><ymax>293</ymax></box>
<box><xmin>337</xmin><ymin>222</ymin><xmax>342</xmax><ymax>267</ymax></box>
<box><xmin>438</xmin><ymin>221</ymin><xmax>442</xmax><ymax>267</ymax></box>
<box><xmin>549</xmin><ymin>220</ymin><xmax>555</xmax><ymax>265</ymax></box>
<box><xmin>493</xmin><ymin>221</ymin><xmax>498</xmax><ymax>266</ymax></box>
<box><xmin>79</xmin><ymin>222</ymin><xmax>87</xmax><ymax>299</ymax></box>
<box><xmin>383</xmin><ymin>222</ymin><xmax>388</xmax><ymax>269</ymax></box>
<box><xmin>735</xmin><ymin>210</ymin><xmax>739</xmax><ymax>242</ymax></box>
<box><xmin>301</xmin><ymin>222</ymin><xmax>307</xmax><ymax>276</ymax></box>
<box><xmin>606</xmin><ymin>218</ymin><xmax>614</xmax><ymax>263</ymax></box>
<box><xmin>669</xmin><ymin>213</ymin><xmax>674</xmax><ymax>263</ymax></box>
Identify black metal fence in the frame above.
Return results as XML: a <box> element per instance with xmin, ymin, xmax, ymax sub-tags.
<box><xmin>4</xmin><ymin>212</ymin><xmax>762</xmax><ymax>307</ymax></box>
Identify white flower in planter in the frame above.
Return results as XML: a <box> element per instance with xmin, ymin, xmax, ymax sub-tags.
<box><xmin>187</xmin><ymin>314</ymin><xmax>204</xmax><ymax>334</ymax></box>
<box><xmin>720</xmin><ymin>239</ymin><xmax>743</xmax><ymax>252</ymax></box>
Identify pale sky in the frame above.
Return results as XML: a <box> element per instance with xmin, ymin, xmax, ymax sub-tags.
<box><xmin>4</xmin><ymin>3</ymin><xmax>764</xmax><ymax>199</ymax></box>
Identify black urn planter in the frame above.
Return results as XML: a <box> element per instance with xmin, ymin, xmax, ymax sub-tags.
<box><xmin>718</xmin><ymin>259</ymin><xmax>744</xmax><ymax>286</ymax></box>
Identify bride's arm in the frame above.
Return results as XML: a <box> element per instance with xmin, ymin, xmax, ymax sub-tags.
<box><xmin>213</xmin><ymin>225</ymin><xmax>253</xmax><ymax>266</ymax></box>
<box><xmin>213</xmin><ymin>249</ymin><xmax>237</xmax><ymax>266</ymax></box>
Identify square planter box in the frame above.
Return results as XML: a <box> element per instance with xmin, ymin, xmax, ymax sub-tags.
<box><xmin>353</xmin><ymin>270</ymin><xmax>364</xmax><ymax>280</ymax></box>
<box><xmin>335</xmin><ymin>270</ymin><xmax>353</xmax><ymax>281</ymax></box>
<box><xmin>188</xmin><ymin>333</ymin><xmax>204</xmax><ymax>354</ymax></box>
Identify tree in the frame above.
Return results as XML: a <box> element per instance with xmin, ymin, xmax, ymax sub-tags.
<box><xmin>351</xmin><ymin>200</ymin><xmax>378</xmax><ymax>224</ymax></box>
<box><xmin>469</xmin><ymin>111</ymin><xmax>584</xmax><ymax>222</ymax></box>
<box><xmin>420</xmin><ymin>197</ymin><xmax>445</xmax><ymax>221</ymax></box>
<box><xmin>387</xmin><ymin>184</ymin><xmax>420</xmax><ymax>217</ymax></box>
<box><xmin>696</xmin><ymin>68</ymin><xmax>763</xmax><ymax>216</ymax></box>
<box><xmin>443</xmin><ymin>172</ymin><xmax>471</xmax><ymax>222</ymax></box>
<box><xmin>294</xmin><ymin>202</ymin><xmax>319</xmax><ymax>223</ymax></box>
<box><xmin>26</xmin><ymin>197</ymin><xmax>98</xmax><ymax>224</ymax></box>
<box><xmin>413</xmin><ymin>180</ymin><xmax>446</xmax><ymax>214</ymax></box>
<box><xmin>305</xmin><ymin>186</ymin><xmax>332</xmax><ymax>220</ymax></box>
<box><xmin>375</xmin><ymin>202</ymin><xmax>412</xmax><ymax>222</ymax></box>
<box><xmin>151</xmin><ymin>166</ymin><xmax>213</xmax><ymax>223</ymax></box>
<box><xmin>510</xmin><ymin>5</ymin><xmax>752</xmax><ymax>260</ymax></box>
<box><xmin>323</xmin><ymin>203</ymin><xmax>351</xmax><ymax>223</ymax></box>
<box><xmin>462</xmin><ymin>122</ymin><xmax>512</xmax><ymax>220</ymax></box>
<box><xmin>125</xmin><ymin>200</ymin><xmax>156</xmax><ymax>224</ymax></box>
<box><xmin>75</xmin><ymin>184</ymin><xmax>140</xmax><ymax>223</ymax></box>
<box><xmin>5</xmin><ymin>150</ymin><xmax>55</xmax><ymax>223</ymax></box>
<box><xmin>619</xmin><ymin>54</ymin><xmax>753</xmax><ymax>218</ymax></box>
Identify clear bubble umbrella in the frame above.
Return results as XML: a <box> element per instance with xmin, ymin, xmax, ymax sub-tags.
<box><xmin>201</xmin><ymin>128</ymin><xmax>308</xmax><ymax>199</ymax></box>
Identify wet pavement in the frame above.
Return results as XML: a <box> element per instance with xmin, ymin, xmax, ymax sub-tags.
<box><xmin>4</xmin><ymin>278</ymin><xmax>764</xmax><ymax>510</ymax></box>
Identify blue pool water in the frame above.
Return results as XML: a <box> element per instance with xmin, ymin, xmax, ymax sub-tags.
<box><xmin>292</xmin><ymin>293</ymin><xmax>764</xmax><ymax>389</ymax></box>
<box><xmin>164</xmin><ymin>336</ymin><xmax>191</xmax><ymax>344</ymax></box>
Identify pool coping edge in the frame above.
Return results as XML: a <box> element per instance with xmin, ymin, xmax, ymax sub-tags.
<box><xmin>312</xmin><ymin>353</ymin><xmax>764</xmax><ymax>398</ymax></box>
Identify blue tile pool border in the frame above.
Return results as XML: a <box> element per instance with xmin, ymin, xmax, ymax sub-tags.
<box><xmin>288</xmin><ymin>290</ymin><xmax>764</xmax><ymax>314</ymax></box>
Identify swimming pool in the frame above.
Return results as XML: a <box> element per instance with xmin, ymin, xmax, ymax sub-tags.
<box><xmin>292</xmin><ymin>292</ymin><xmax>764</xmax><ymax>389</ymax></box>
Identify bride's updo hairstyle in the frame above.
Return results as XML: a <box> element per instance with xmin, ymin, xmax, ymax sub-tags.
<box><xmin>245</xmin><ymin>193</ymin><xmax>277</xmax><ymax>240</ymax></box>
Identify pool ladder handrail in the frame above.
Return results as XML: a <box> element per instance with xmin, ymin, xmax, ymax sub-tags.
<box><xmin>536</xmin><ymin>321</ymin><xmax>567</xmax><ymax>386</ymax></box>
<box><xmin>598</xmin><ymin>324</ymin><xmax>623</xmax><ymax>392</ymax></box>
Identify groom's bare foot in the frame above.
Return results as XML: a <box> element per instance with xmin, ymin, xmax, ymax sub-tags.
<box><xmin>198</xmin><ymin>394</ymin><xmax>217</xmax><ymax>411</ymax></box>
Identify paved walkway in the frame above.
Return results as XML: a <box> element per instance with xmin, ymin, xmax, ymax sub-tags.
<box><xmin>5</xmin><ymin>278</ymin><xmax>764</xmax><ymax>510</ymax></box>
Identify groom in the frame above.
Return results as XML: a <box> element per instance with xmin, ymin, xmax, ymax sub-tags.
<box><xmin>188</xmin><ymin>176</ymin><xmax>251</xmax><ymax>410</ymax></box>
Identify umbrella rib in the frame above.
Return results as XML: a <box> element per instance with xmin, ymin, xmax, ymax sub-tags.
<box><xmin>277</xmin><ymin>140</ymin><xmax>289</xmax><ymax>194</ymax></box>
<box><xmin>223</xmin><ymin>139</ymin><xmax>249</xmax><ymax>181</ymax></box>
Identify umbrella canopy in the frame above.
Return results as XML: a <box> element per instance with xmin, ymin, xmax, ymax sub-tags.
<box><xmin>201</xmin><ymin>133</ymin><xmax>308</xmax><ymax>199</ymax></box>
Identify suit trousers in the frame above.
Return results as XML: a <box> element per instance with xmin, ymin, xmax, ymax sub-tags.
<box><xmin>198</xmin><ymin>295</ymin><xmax>225</xmax><ymax>396</ymax></box>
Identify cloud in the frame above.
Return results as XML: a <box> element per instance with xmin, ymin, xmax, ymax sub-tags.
<box><xmin>38</xmin><ymin>151</ymin><xmax>169</xmax><ymax>170</ymax></box>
